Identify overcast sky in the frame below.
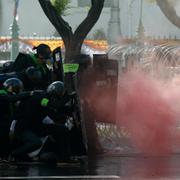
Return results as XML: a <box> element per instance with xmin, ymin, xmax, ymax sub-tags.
<box><xmin>0</xmin><ymin>0</ymin><xmax>180</xmax><ymax>38</ymax></box>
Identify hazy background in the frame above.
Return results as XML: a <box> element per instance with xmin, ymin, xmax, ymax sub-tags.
<box><xmin>0</xmin><ymin>0</ymin><xmax>180</xmax><ymax>38</ymax></box>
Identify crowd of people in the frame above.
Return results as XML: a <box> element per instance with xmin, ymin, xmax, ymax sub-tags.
<box><xmin>0</xmin><ymin>44</ymin><xmax>87</xmax><ymax>166</ymax></box>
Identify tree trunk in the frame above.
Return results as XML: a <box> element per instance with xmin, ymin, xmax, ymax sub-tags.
<box><xmin>156</xmin><ymin>0</ymin><xmax>180</xmax><ymax>29</ymax></box>
<box><xmin>38</xmin><ymin>0</ymin><xmax>105</xmax><ymax>63</ymax></box>
<box><xmin>64</xmin><ymin>38</ymin><xmax>83</xmax><ymax>62</ymax></box>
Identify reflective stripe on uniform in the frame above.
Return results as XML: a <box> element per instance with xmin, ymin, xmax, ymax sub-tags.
<box><xmin>63</xmin><ymin>63</ymin><xmax>79</xmax><ymax>73</ymax></box>
<box><xmin>0</xmin><ymin>89</ymin><xmax>7</xmax><ymax>95</ymax></box>
<box><xmin>41</xmin><ymin>98</ymin><xmax>49</xmax><ymax>107</ymax></box>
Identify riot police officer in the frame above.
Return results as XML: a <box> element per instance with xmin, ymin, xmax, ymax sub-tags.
<box><xmin>10</xmin><ymin>43</ymin><xmax>52</xmax><ymax>89</ymax></box>
<box><xmin>0</xmin><ymin>78</ymin><xmax>24</xmax><ymax>161</ymax></box>
<box><xmin>12</xmin><ymin>81</ymin><xmax>73</xmax><ymax>162</ymax></box>
<box><xmin>0</xmin><ymin>66</ymin><xmax>43</xmax><ymax>91</ymax></box>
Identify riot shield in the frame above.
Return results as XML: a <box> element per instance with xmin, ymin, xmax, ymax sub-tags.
<box><xmin>64</xmin><ymin>63</ymin><xmax>88</xmax><ymax>156</ymax></box>
<box><xmin>52</xmin><ymin>47</ymin><xmax>64</xmax><ymax>82</ymax></box>
<box><xmin>91</xmin><ymin>55</ymin><xmax>119</xmax><ymax>124</ymax></box>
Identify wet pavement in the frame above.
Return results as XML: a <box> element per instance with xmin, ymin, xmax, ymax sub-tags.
<box><xmin>1</xmin><ymin>154</ymin><xmax>180</xmax><ymax>179</ymax></box>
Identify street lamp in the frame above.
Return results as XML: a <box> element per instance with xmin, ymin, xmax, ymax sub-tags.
<box><xmin>10</xmin><ymin>0</ymin><xmax>20</xmax><ymax>61</ymax></box>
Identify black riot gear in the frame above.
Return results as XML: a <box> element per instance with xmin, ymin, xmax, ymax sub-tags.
<box><xmin>3</xmin><ymin>78</ymin><xmax>24</xmax><ymax>94</ymax></box>
<box><xmin>47</xmin><ymin>81</ymin><xmax>64</xmax><ymax>97</ymax></box>
<box><xmin>25</xmin><ymin>66</ymin><xmax>42</xmax><ymax>83</ymax></box>
<box><xmin>34</xmin><ymin>44</ymin><xmax>52</xmax><ymax>60</ymax></box>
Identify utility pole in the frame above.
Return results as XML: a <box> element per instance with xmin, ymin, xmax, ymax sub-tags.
<box><xmin>10</xmin><ymin>0</ymin><xmax>20</xmax><ymax>61</ymax></box>
<box><xmin>107</xmin><ymin>0</ymin><xmax>121</xmax><ymax>45</ymax></box>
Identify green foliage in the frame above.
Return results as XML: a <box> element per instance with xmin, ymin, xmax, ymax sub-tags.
<box><xmin>51</xmin><ymin>0</ymin><xmax>71</xmax><ymax>16</ymax></box>
<box><xmin>92</xmin><ymin>29</ymin><xmax>107</xmax><ymax>40</ymax></box>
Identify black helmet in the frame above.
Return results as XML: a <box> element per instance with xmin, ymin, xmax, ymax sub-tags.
<box><xmin>3</xmin><ymin>78</ymin><xmax>24</xmax><ymax>94</ymax></box>
<box><xmin>33</xmin><ymin>44</ymin><xmax>52</xmax><ymax>60</ymax></box>
<box><xmin>47</xmin><ymin>81</ymin><xmax>64</xmax><ymax>97</ymax></box>
<box><xmin>25</xmin><ymin>66</ymin><xmax>42</xmax><ymax>83</ymax></box>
